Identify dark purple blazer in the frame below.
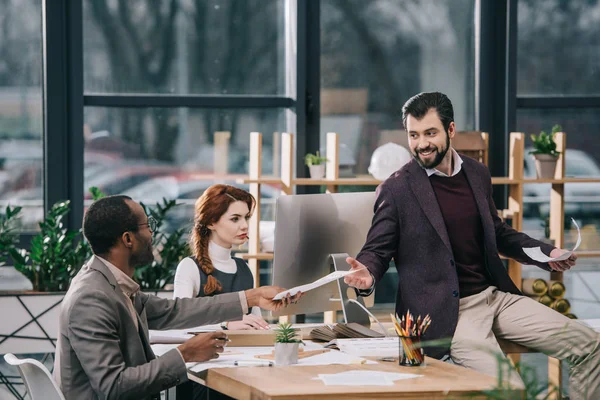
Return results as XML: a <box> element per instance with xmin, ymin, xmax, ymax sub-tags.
<box><xmin>356</xmin><ymin>156</ymin><xmax>555</xmax><ymax>359</ymax></box>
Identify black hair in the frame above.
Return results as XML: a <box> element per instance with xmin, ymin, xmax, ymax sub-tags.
<box><xmin>401</xmin><ymin>92</ymin><xmax>454</xmax><ymax>133</ymax></box>
<box><xmin>83</xmin><ymin>195</ymin><xmax>139</xmax><ymax>256</ymax></box>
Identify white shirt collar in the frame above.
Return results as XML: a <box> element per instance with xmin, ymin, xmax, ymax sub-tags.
<box><xmin>209</xmin><ymin>240</ymin><xmax>232</xmax><ymax>262</ymax></box>
<box><xmin>425</xmin><ymin>148</ymin><xmax>463</xmax><ymax>177</ymax></box>
<box><xmin>95</xmin><ymin>255</ymin><xmax>140</xmax><ymax>298</ymax></box>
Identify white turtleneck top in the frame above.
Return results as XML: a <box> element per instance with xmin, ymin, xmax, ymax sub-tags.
<box><xmin>173</xmin><ymin>240</ymin><xmax>260</xmax><ymax>317</ymax></box>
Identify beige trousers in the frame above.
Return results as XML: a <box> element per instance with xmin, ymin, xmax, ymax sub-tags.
<box><xmin>450</xmin><ymin>286</ymin><xmax>600</xmax><ymax>400</ymax></box>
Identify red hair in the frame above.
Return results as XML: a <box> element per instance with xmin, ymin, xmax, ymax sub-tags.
<box><xmin>190</xmin><ymin>184</ymin><xmax>256</xmax><ymax>295</ymax></box>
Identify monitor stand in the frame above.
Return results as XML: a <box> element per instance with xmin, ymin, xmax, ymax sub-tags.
<box><xmin>330</xmin><ymin>253</ymin><xmax>371</xmax><ymax>327</ymax></box>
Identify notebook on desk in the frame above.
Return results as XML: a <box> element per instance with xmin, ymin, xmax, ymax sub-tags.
<box><xmin>310</xmin><ymin>323</ymin><xmax>384</xmax><ymax>342</ymax></box>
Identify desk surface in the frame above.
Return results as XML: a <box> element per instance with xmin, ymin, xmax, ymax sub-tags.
<box><xmin>189</xmin><ymin>356</ymin><xmax>505</xmax><ymax>400</ymax></box>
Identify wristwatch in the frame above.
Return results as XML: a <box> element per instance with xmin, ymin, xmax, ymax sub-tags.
<box><xmin>220</xmin><ymin>321</ymin><xmax>229</xmax><ymax>330</ymax></box>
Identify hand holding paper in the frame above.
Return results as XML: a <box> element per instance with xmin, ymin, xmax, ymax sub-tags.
<box><xmin>522</xmin><ymin>218</ymin><xmax>580</xmax><ymax>269</ymax></box>
<box><xmin>273</xmin><ymin>267</ymin><xmax>368</xmax><ymax>301</ymax></box>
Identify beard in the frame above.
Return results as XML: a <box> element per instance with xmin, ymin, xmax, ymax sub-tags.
<box><xmin>411</xmin><ymin>133</ymin><xmax>450</xmax><ymax>169</ymax></box>
<box><xmin>129</xmin><ymin>235</ymin><xmax>155</xmax><ymax>267</ymax></box>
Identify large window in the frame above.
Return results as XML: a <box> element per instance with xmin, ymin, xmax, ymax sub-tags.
<box><xmin>517</xmin><ymin>0</ymin><xmax>600</xmax><ymax>96</ymax></box>
<box><xmin>321</xmin><ymin>0</ymin><xmax>476</xmax><ymax>176</ymax></box>
<box><xmin>0</xmin><ymin>0</ymin><xmax>43</xmax><ymax>232</ymax></box>
<box><xmin>83</xmin><ymin>0</ymin><xmax>286</xmax><ymax>95</ymax></box>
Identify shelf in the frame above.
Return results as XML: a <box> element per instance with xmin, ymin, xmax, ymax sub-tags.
<box><xmin>237</xmin><ymin>177</ymin><xmax>282</xmax><ymax>185</ymax></box>
<box><xmin>574</xmin><ymin>251</ymin><xmax>600</xmax><ymax>258</ymax></box>
<box><xmin>293</xmin><ymin>177</ymin><xmax>381</xmax><ymax>186</ymax></box>
<box><xmin>522</xmin><ymin>177</ymin><xmax>600</xmax><ymax>184</ymax></box>
<box><xmin>491</xmin><ymin>177</ymin><xmax>516</xmax><ymax>185</ymax></box>
<box><xmin>235</xmin><ymin>252</ymin><xmax>274</xmax><ymax>261</ymax></box>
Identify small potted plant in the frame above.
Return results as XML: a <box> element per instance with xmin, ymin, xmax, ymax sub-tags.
<box><xmin>529</xmin><ymin>124</ymin><xmax>562</xmax><ymax>179</ymax></box>
<box><xmin>304</xmin><ymin>151</ymin><xmax>328</xmax><ymax>179</ymax></box>
<box><xmin>274</xmin><ymin>322</ymin><xmax>302</xmax><ymax>365</ymax></box>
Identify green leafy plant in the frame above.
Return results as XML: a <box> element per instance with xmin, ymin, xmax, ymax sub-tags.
<box><xmin>274</xmin><ymin>322</ymin><xmax>302</xmax><ymax>343</ymax></box>
<box><xmin>304</xmin><ymin>151</ymin><xmax>328</xmax><ymax>167</ymax></box>
<box><xmin>529</xmin><ymin>124</ymin><xmax>562</xmax><ymax>157</ymax></box>
<box><xmin>134</xmin><ymin>198</ymin><xmax>190</xmax><ymax>290</ymax></box>
<box><xmin>12</xmin><ymin>201</ymin><xmax>91</xmax><ymax>292</ymax></box>
<box><xmin>0</xmin><ymin>205</ymin><xmax>25</xmax><ymax>267</ymax></box>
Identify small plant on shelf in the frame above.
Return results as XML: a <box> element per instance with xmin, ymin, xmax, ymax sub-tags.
<box><xmin>304</xmin><ymin>151</ymin><xmax>328</xmax><ymax>179</ymax></box>
<box><xmin>529</xmin><ymin>124</ymin><xmax>562</xmax><ymax>179</ymax></box>
<box><xmin>529</xmin><ymin>124</ymin><xmax>562</xmax><ymax>157</ymax></box>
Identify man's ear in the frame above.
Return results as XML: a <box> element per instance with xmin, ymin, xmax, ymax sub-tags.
<box><xmin>447</xmin><ymin>121</ymin><xmax>456</xmax><ymax>139</ymax></box>
<box><xmin>122</xmin><ymin>232</ymin><xmax>134</xmax><ymax>248</ymax></box>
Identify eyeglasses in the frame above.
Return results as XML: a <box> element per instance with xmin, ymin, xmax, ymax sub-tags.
<box><xmin>138</xmin><ymin>216</ymin><xmax>158</xmax><ymax>233</ymax></box>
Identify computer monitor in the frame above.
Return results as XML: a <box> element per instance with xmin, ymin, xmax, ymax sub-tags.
<box><xmin>271</xmin><ymin>191</ymin><xmax>376</xmax><ymax>318</ymax></box>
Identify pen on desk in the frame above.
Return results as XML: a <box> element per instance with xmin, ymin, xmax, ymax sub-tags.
<box><xmin>234</xmin><ymin>360</ymin><xmax>273</xmax><ymax>367</ymax></box>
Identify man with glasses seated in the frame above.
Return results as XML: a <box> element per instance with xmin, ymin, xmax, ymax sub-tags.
<box><xmin>54</xmin><ymin>195</ymin><xmax>299</xmax><ymax>400</ymax></box>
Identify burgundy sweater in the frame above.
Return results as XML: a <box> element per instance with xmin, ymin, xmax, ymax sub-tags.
<box><xmin>429</xmin><ymin>170</ymin><xmax>490</xmax><ymax>297</ymax></box>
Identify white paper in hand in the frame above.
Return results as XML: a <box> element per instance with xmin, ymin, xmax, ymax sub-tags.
<box><xmin>522</xmin><ymin>218</ymin><xmax>581</xmax><ymax>263</ymax></box>
<box><xmin>272</xmin><ymin>268</ymin><xmax>366</xmax><ymax>301</ymax></box>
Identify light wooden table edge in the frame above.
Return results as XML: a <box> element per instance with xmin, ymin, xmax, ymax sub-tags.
<box><xmin>188</xmin><ymin>356</ymin><xmax>520</xmax><ymax>400</ymax></box>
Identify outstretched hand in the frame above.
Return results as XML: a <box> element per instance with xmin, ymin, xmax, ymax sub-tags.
<box><xmin>344</xmin><ymin>257</ymin><xmax>374</xmax><ymax>290</ymax></box>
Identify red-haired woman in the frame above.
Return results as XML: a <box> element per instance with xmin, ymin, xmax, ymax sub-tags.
<box><xmin>174</xmin><ymin>184</ymin><xmax>269</xmax><ymax>330</ymax></box>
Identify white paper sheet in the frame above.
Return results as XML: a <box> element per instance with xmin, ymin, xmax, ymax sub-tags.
<box><xmin>327</xmin><ymin>337</ymin><xmax>400</xmax><ymax>358</ymax></box>
<box><xmin>523</xmin><ymin>218</ymin><xmax>581</xmax><ymax>262</ymax></box>
<box><xmin>187</xmin><ymin>343</ymin><xmax>375</xmax><ymax>373</ymax></box>
<box><xmin>149</xmin><ymin>326</ymin><xmax>217</xmax><ymax>344</ymax></box>
<box><xmin>273</xmin><ymin>268</ymin><xmax>366</xmax><ymax>300</ymax></box>
<box><xmin>315</xmin><ymin>370</ymin><xmax>422</xmax><ymax>386</ymax></box>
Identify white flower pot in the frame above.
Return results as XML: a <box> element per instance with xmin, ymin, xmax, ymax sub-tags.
<box><xmin>533</xmin><ymin>154</ymin><xmax>558</xmax><ymax>179</ymax></box>
<box><xmin>308</xmin><ymin>164</ymin><xmax>326</xmax><ymax>179</ymax></box>
<box><xmin>274</xmin><ymin>342</ymin><xmax>299</xmax><ymax>365</ymax></box>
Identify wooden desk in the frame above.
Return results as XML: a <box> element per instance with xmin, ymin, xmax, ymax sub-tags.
<box><xmin>188</xmin><ymin>356</ymin><xmax>512</xmax><ymax>400</ymax></box>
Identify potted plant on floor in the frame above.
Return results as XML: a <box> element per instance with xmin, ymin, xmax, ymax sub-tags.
<box><xmin>304</xmin><ymin>151</ymin><xmax>328</xmax><ymax>179</ymax></box>
<box><xmin>529</xmin><ymin>124</ymin><xmax>562</xmax><ymax>179</ymax></box>
<box><xmin>274</xmin><ymin>322</ymin><xmax>302</xmax><ymax>365</ymax></box>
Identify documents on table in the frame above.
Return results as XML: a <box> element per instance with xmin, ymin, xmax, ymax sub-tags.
<box><xmin>523</xmin><ymin>218</ymin><xmax>581</xmax><ymax>262</ymax></box>
<box><xmin>324</xmin><ymin>337</ymin><xmax>400</xmax><ymax>358</ymax></box>
<box><xmin>314</xmin><ymin>370</ymin><xmax>422</xmax><ymax>386</ymax></box>
<box><xmin>188</xmin><ymin>343</ymin><xmax>375</xmax><ymax>373</ymax></box>
<box><xmin>149</xmin><ymin>326</ymin><xmax>216</xmax><ymax>344</ymax></box>
<box><xmin>273</xmin><ymin>267</ymin><xmax>367</xmax><ymax>300</ymax></box>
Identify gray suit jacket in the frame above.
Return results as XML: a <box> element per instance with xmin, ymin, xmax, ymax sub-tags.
<box><xmin>54</xmin><ymin>257</ymin><xmax>243</xmax><ymax>400</ymax></box>
<box><xmin>356</xmin><ymin>156</ymin><xmax>554</xmax><ymax>359</ymax></box>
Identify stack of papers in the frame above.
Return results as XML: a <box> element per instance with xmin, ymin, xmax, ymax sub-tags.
<box><xmin>315</xmin><ymin>370</ymin><xmax>422</xmax><ymax>386</ymax></box>
<box><xmin>310</xmin><ymin>323</ymin><xmax>384</xmax><ymax>342</ymax></box>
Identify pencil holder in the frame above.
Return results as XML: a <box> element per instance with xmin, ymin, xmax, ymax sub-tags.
<box><xmin>398</xmin><ymin>335</ymin><xmax>425</xmax><ymax>366</ymax></box>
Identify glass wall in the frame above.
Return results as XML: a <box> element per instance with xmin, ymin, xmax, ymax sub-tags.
<box><xmin>0</xmin><ymin>0</ymin><xmax>43</xmax><ymax>232</ymax></box>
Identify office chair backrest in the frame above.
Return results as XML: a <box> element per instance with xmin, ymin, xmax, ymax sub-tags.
<box><xmin>3</xmin><ymin>353</ymin><xmax>65</xmax><ymax>400</ymax></box>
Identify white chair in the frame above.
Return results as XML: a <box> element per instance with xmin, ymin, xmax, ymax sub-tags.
<box><xmin>3</xmin><ymin>353</ymin><xmax>65</xmax><ymax>400</ymax></box>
